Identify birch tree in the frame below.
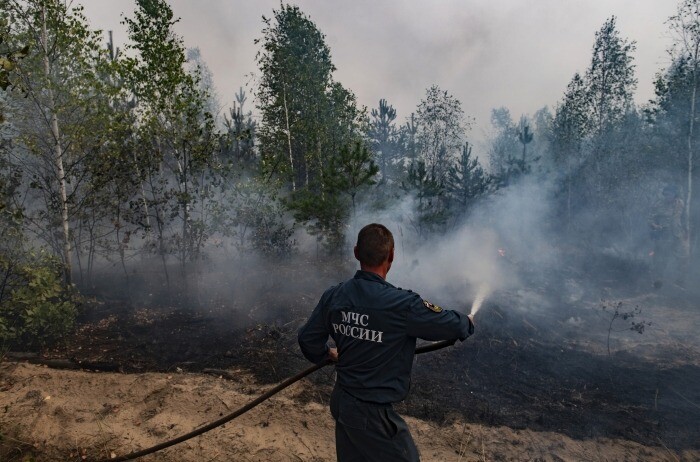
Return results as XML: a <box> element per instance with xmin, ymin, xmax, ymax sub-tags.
<box><xmin>6</xmin><ymin>0</ymin><xmax>108</xmax><ymax>284</ymax></box>
<box><xmin>415</xmin><ymin>85</ymin><xmax>469</xmax><ymax>184</ymax></box>
<box><xmin>255</xmin><ymin>4</ymin><xmax>334</xmax><ymax>191</ymax></box>
<box><xmin>584</xmin><ymin>16</ymin><xmax>637</xmax><ymax>202</ymax></box>
<box><xmin>256</xmin><ymin>4</ymin><xmax>367</xmax><ymax>250</ymax></box>
<box><xmin>552</xmin><ymin>73</ymin><xmax>588</xmax><ymax>228</ymax></box>
<box><xmin>122</xmin><ymin>0</ymin><xmax>222</xmax><ymax>281</ymax></box>
<box><xmin>666</xmin><ymin>0</ymin><xmax>700</xmax><ymax>255</ymax></box>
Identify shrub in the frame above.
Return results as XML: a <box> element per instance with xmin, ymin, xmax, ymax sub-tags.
<box><xmin>0</xmin><ymin>252</ymin><xmax>80</xmax><ymax>349</ymax></box>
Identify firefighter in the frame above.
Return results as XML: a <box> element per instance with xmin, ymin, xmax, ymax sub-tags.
<box><xmin>298</xmin><ymin>223</ymin><xmax>474</xmax><ymax>461</ymax></box>
<box><xmin>649</xmin><ymin>184</ymin><xmax>689</xmax><ymax>289</ymax></box>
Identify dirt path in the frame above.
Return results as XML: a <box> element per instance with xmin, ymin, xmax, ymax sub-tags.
<box><xmin>1</xmin><ymin>362</ymin><xmax>696</xmax><ymax>462</ymax></box>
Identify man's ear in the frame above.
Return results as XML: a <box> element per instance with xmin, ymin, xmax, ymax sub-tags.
<box><xmin>388</xmin><ymin>247</ymin><xmax>394</xmax><ymax>264</ymax></box>
<box><xmin>354</xmin><ymin>246</ymin><xmax>360</xmax><ymax>262</ymax></box>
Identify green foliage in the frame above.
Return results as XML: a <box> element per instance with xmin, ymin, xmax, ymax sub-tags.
<box><xmin>446</xmin><ymin>142</ymin><xmax>492</xmax><ymax>214</ymax></box>
<box><xmin>256</xmin><ymin>4</ymin><xmax>368</xmax><ymax>249</ymax></box>
<box><xmin>250</xmin><ymin>213</ymin><xmax>296</xmax><ymax>258</ymax></box>
<box><xmin>369</xmin><ymin>99</ymin><xmax>400</xmax><ymax>182</ymax></box>
<box><xmin>223</xmin><ymin>87</ymin><xmax>257</xmax><ymax>165</ymax></box>
<box><xmin>217</xmin><ymin>176</ymin><xmax>296</xmax><ymax>258</ymax></box>
<box><xmin>0</xmin><ymin>10</ymin><xmax>29</xmax><ymax>100</ymax></box>
<box><xmin>0</xmin><ymin>252</ymin><xmax>79</xmax><ymax>348</ymax></box>
<box><xmin>121</xmin><ymin>0</ymin><xmax>225</xmax><ymax>274</ymax></box>
<box><xmin>289</xmin><ymin>142</ymin><xmax>377</xmax><ymax>254</ymax></box>
<box><xmin>1</xmin><ymin>124</ymin><xmax>77</xmax><ymax>339</ymax></box>
<box><xmin>289</xmin><ymin>188</ymin><xmax>348</xmax><ymax>254</ymax></box>
<box><xmin>122</xmin><ymin>0</ymin><xmax>187</xmax><ymax>105</ymax></box>
<box><xmin>2</xmin><ymin>0</ymin><xmax>697</xmax><ymax>287</ymax></box>
<box><xmin>552</xmin><ymin>74</ymin><xmax>588</xmax><ymax>159</ymax></box>
<box><xmin>583</xmin><ymin>17</ymin><xmax>639</xmax><ymax>206</ymax></box>
<box><xmin>650</xmin><ymin>57</ymin><xmax>697</xmax><ymax>137</ymax></box>
<box><xmin>648</xmin><ymin>1</ymin><xmax>700</xmax><ymax>171</ymax></box>
<box><xmin>4</xmin><ymin>0</ymin><xmax>119</xmax><ymax>284</ymax></box>
<box><xmin>415</xmin><ymin>85</ymin><xmax>469</xmax><ymax>184</ymax></box>
<box><xmin>400</xmin><ymin>112</ymin><xmax>420</xmax><ymax>166</ymax></box>
<box><xmin>328</xmin><ymin>141</ymin><xmax>379</xmax><ymax>211</ymax></box>
<box><xmin>650</xmin><ymin>0</ymin><xmax>700</xmax><ymax>257</ymax></box>
<box><xmin>551</xmin><ymin>16</ymin><xmax>637</xmax><ymax>160</ymax></box>
<box><xmin>402</xmin><ymin>160</ymin><xmax>447</xmax><ymax>237</ymax></box>
<box><xmin>256</xmin><ymin>4</ymin><xmax>335</xmax><ymax>188</ymax></box>
<box><xmin>585</xmin><ymin>16</ymin><xmax>637</xmax><ymax>135</ymax></box>
<box><xmin>546</xmin><ymin>16</ymin><xmax>640</xmax><ymax>235</ymax></box>
<box><xmin>488</xmin><ymin>107</ymin><xmax>526</xmax><ymax>186</ymax></box>
<box><xmin>517</xmin><ymin>117</ymin><xmax>534</xmax><ymax>157</ymax></box>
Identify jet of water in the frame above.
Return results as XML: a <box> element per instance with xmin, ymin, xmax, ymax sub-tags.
<box><xmin>470</xmin><ymin>283</ymin><xmax>490</xmax><ymax>316</ymax></box>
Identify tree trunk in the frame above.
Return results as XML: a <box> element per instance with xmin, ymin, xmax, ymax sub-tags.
<box><xmin>42</xmin><ymin>6</ymin><xmax>72</xmax><ymax>284</ymax></box>
<box><xmin>317</xmin><ymin>138</ymin><xmax>325</xmax><ymax>199</ymax></box>
<box><xmin>687</xmin><ymin>54</ymin><xmax>697</xmax><ymax>257</ymax></box>
<box><xmin>116</xmin><ymin>204</ymin><xmax>129</xmax><ymax>281</ymax></box>
<box><xmin>282</xmin><ymin>85</ymin><xmax>295</xmax><ymax>191</ymax></box>
<box><xmin>147</xmin><ymin>168</ymin><xmax>170</xmax><ymax>288</ymax></box>
<box><xmin>151</xmin><ymin>138</ymin><xmax>170</xmax><ymax>287</ymax></box>
<box><xmin>178</xmin><ymin>141</ymin><xmax>190</xmax><ymax>274</ymax></box>
<box><xmin>567</xmin><ymin>153</ymin><xmax>573</xmax><ymax>231</ymax></box>
<box><xmin>134</xmin><ymin>151</ymin><xmax>152</xmax><ymax>245</ymax></box>
<box><xmin>87</xmin><ymin>211</ymin><xmax>96</xmax><ymax>287</ymax></box>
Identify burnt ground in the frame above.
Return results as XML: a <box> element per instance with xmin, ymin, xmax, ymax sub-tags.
<box><xmin>407</xmin><ymin>311</ymin><xmax>700</xmax><ymax>450</ymax></box>
<box><xmin>11</xmin><ymin>259</ymin><xmax>700</xmax><ymax>453</ymax></box>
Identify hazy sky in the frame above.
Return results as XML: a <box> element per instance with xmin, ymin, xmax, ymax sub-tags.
<box><xmin>82</xmin><ymin>1</ymin><xmax>678</xmax><ymax>144</ymax></box>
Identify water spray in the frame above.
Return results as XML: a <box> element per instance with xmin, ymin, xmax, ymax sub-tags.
<box><xmin>470</xmin><ymin>282</ymin><xmax>490</xmax><ymax>317</ymax></box>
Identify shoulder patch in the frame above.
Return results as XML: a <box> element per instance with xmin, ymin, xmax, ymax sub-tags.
<box><xmin>423</xmin><ymin>300</ymin><xmax>443</xmax><ymax>313</ymax></box>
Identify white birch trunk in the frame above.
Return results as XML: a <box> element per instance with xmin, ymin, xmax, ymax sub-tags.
<box><xmin>42</xmin><ymin>5</ymin><xmax>72</xmax><ymax>284</ymax></box>
<box><xmin>687</xmin><ymin>56</ymin><xmax>696</xmax><ymax>256</ymax></box>
<box><xmin>282</xmin><ymin>86</ymin><xmax>295</xmax><ymax>191</ymax></box>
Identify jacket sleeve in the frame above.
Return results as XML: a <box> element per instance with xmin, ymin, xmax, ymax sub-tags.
<box><xmin>406</xmin><ymin>296</ymin><xmax>473</xmax><ymax>341</ymax></box>
<box><xmin>298</xmin><ymin>292</ymin><xmax>332</xmax><ymax>364</ymax></box>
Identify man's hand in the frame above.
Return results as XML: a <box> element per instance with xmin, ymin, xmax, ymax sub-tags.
<box><xmin>327</xmin><ymin>347</ymin><xmax>339</xmax><ymax>362</ymax></box>
<box><xmin>467</xmin><ymin>314</ymin><xmax>475</xmax><ymax>335</ymax></box>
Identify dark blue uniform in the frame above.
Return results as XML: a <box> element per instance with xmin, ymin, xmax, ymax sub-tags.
<box><xmin>298</xmin><ymin>270</ymin><xmax>473</xmax><ymax>461</ymax></box>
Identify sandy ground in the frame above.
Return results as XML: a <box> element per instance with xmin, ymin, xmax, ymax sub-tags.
<box><xmin>1</xmin><ymin>362</ymin><xmax>697</xmax><ymax>462</ymax></box>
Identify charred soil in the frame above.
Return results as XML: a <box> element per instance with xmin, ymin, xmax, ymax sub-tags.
<box><xmin>3</xmin><ymin>263</ymin><xmax>700</xmax><ymax>459</ymax></box>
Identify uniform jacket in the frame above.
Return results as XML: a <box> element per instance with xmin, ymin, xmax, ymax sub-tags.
<box><xmin>298</xmin><ymin>270</ymin><xmax>472</xmax><ymax>404</ymax></box>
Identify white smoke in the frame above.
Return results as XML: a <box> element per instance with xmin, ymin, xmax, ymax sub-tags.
<box><xmin>342</xmin><ymin>176</ymin><xmax>550</xmax><ymax>315</ymax></box>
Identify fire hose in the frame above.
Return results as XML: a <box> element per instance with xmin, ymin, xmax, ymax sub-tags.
<box><xmin>98</xmin><ymin>338</ymin><xmax>458</xmax><ymax>462</ymax></box>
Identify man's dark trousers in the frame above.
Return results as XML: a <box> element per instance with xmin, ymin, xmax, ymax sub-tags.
<box><xmin>330</xmin><ymin>386</ymin><xmax>420</xmax><ymax>462</ymax></box>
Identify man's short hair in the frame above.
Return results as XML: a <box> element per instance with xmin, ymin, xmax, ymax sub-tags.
<box><xmin>356</xmin><ymin>223</ymin><xmax>394</xmax><ymax>267</ymax></box>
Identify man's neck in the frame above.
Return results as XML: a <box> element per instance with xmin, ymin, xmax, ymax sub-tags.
<box><xmin>360</xmin><ymin>265</ymin><xmax>389</xmax><ymax>280</ymax></box>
